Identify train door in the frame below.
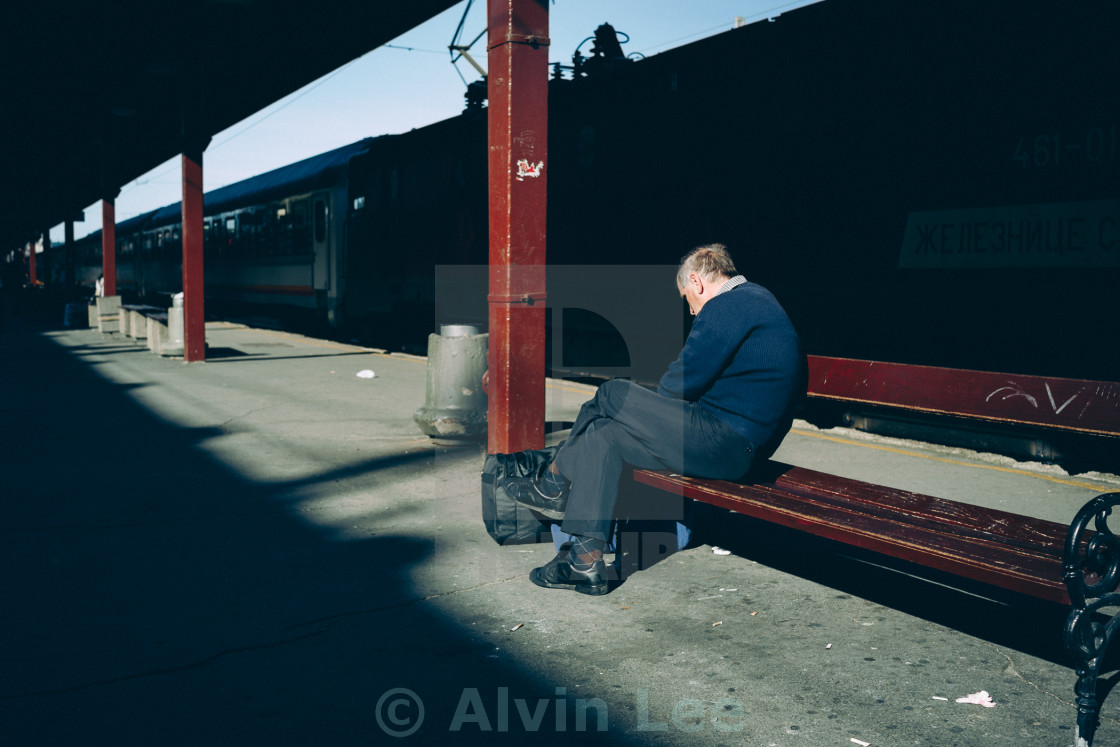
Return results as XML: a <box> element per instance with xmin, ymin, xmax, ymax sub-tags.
<box><xmin>312</xmin><ymin>193</ymin><xmax>329</xmax><ymax>290</ymax></box>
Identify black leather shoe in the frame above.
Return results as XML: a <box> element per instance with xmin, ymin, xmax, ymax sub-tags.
<box><xmin>530</xmin><ymin>547</ymin><xmax>608</xmax><ymax>595</ymax></box>
<box><xmin>503</xmin><ymin>465</ymin><xmax>568</xmax><ymax>520</ymax></box>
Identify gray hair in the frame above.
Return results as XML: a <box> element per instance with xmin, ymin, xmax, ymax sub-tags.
<box><xmin>676</xmin><ymin>243</ymin><xmax>738</xmax><ymax>289</ymax></box>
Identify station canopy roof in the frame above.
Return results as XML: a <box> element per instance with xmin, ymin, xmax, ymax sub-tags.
<box><xmin>0</xmin><ymin>0</ymin><xmax>459</xmax><ymax>250</ymax></box>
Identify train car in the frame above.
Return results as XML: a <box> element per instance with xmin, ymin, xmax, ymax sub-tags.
<box><xmin>200</xmin><ymin>139</ymin><xmax>373</xmax><ymax>327</ymax></box>
<box><xmin>542</xmin><ymin>0</ymin><xmax>1119</xmax><ymax>382</ymax></box>
<box><xmin>58</xmin><ymin>0</ymin><xmax>1119</xmax><ymax>382</ymax></box>
<box><xmin>340</xmin><ymin>0</ymin><xmax>1119</xmax><ymax>381</ymax></box>
<box><xmin>67</xmin><ymin>139</ymin><xmax>376</xmax><ymax>330</ymax></box>
<box><xmin>68</xmin><ymin>209</ymin><xmax>158</xmax><ymax>290</ymax></box>
<box><xmin>344</xmin><ymin>111</ymin><xmax>489</xmax><ymax>348</ymax></box>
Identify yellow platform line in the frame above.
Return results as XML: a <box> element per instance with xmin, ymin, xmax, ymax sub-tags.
<box><xmin>547</xmin><ymin>380</ymin><xmax>598</xmax><ymax>396</ymax></box>
<box><xmin>791</xmin><ymin>427</ymin><xmax>1114</xmax><ymax>492</ymax></box>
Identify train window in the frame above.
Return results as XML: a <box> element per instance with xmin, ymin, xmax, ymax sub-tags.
<box><xmin>240</xmin><ymin>211</ymin><xmax>258</xmax><ymax>257</ymax></box>
<box><xmin>274</xmin><ymin>199</ymin><xmax>306</xmax><ymax>255</ymax></box>
<box><xmin>267</xmin><ymin>207</ymin><xmax>280</xmax><ymax>255</ymax></box>
<box><xmin>314</xmin><ymin>200</ymin><xmax>327</xmax><ymax>243</ymax></box>
<box><xmin>275</xmin><ymin>202</ymin><xmax>290</xmax><ymax>255</ymax></box>
<box><xmin>256</xmin><ymin>211</ymin><xmax>267</xmax><ymax>256</ymax></box>
<box><xmin>212</xmin><ymin>216</ymin><xmax>229</xmax><ymax>259</ymax></box>
<box><xmin>226</xmin><ymin>217</ymin><xmax>236</xmax><ymax>233</ymax></box>
<box><xmin>290</xmin><ymin>199</ymin><xmax>310</xmax><ymax>254</ymax></box>
<box><xmin>353</xmin><ymin>195</ymin><xmax>366</xmax><ymax>211</ymax></box>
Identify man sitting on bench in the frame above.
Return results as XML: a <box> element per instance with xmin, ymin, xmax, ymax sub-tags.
<box><xmin>507</xmin><ymin>243</ymin><xmax>806</xmax><ymax>594</ymax></box>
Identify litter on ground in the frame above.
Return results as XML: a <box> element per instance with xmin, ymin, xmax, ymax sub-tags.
<box><xmin>956</xmin><ymin>690</ymin><xmax>996</xmax><ymax>707</ymax></box>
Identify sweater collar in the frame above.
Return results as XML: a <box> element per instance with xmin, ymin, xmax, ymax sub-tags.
<box><xmin>716</xmin><ymin>275</ymin><xmax>748</xmax><ymax>295</ymax></box>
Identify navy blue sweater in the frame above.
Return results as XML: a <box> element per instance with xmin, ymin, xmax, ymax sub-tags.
<box><xmin>657</xmin><ymin>282</ymin><xmax>805</xmax><ymax>456</ymax></box>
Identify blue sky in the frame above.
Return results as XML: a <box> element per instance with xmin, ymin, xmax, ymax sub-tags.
<box><xmin>52</xmin><ymin>0</ymin><xmax>818</xmax><ymax>243</ymax></box>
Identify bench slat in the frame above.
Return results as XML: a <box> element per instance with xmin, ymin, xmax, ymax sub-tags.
<box><xmin>633</xmin><ymin>467</ymin><xmax>1070</xmax><ymax>604</ymax></box>
<box><xmin>807</xmin><ymin>356</ymin><xmax>1120</xmax><ymax>438</ymax></box>
<box><xmin>769</xmin><ymin>465</ymin><xmax>1066</xmax><ymax>555</ymax></box>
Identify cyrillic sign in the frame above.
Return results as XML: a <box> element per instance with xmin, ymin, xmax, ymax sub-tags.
<box><xmin>899</xmin><ymin>200</ymin><xmax>1120</xmax><ymax>268</ymax></box>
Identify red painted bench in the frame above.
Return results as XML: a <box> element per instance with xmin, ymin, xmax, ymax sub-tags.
<box><xmin>634</xmin><ymin>356</ymin><xmax>1120</xmax><ymax>745</ymax></box>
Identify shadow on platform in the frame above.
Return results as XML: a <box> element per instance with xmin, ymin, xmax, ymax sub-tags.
<box><xmin>0</xmin><ymin>318</ymin><xmax>632</xmax><ymax>745</ymax></box>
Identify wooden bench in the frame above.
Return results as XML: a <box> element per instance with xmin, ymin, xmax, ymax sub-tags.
<box><xmin>633</xmin><ymin>355</ymin><xmax>1120</xmax><ymax>746</ymax></box>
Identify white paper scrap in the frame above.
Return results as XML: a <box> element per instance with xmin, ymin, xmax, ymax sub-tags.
<box><xmin>955</xmin><ymin>690</ymin><xmax>996</xmax><ymax>707</ymax></box>
<box><xmin>356</xmin><ymin>370</ymin><xmax>376</xmax><ymax>379</ymax></box>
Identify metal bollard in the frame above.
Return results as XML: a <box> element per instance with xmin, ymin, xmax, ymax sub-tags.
<box><xmin>413</xmin><ymin>324</ymin><xmax>488</xmax><ymax>439</ymax></box>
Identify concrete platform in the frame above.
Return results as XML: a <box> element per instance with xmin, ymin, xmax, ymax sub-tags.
<box><xmin>2</xmin><ymin>317</ymin><xmax>1119</xmax><ymax>745</ymax></box>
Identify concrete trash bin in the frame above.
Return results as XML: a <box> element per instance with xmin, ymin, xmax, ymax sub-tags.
<box><xmin>162</xmin><ymin>294</ymin><xmax>185</xmax><ymax>356</ymax></box>
<box><xmin>413</xmin><ymin>325</ymin><xmax>488</xmax><ymax>439</ymax></box>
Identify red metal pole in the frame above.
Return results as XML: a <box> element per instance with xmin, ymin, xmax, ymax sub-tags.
<box><xmin>27</xmin><ymin>240</ymin><xmax>36</xmax><ymax>285</ymax></box>
<box><xmin>102</xmin><ymin>198</ymin><xmax>116</xmax><ymax>297</ymax></box>
<box><xmin>182</xmin><ymin>150</ymin><xmax>205</xmax><ymax>362</ymax></box>
<box><xmin>486</xmin><ymin>0</ymin><xmax>549</xmax><ymax>454</ymax></box>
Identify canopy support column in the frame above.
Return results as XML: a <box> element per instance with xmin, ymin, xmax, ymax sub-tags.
<box><xmin>181</xmin><ymin>146</ymin><xmax>206</xmax><ymax>362</ymax></box>
<box><xmin>486</xmin><ymin>0</ymin><xmax>550</xmax><ymax>454</ymax></box>
<box><xmin>101</xmin><ymin>197</ymin><xmax>116</xmax><ymax>297</ymax></box>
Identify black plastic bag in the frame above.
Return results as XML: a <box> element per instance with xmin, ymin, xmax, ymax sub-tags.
<box><xmin>481</xmin><ymin>446</ymin><xmax>559</xmax><ymax>545</ymax></box>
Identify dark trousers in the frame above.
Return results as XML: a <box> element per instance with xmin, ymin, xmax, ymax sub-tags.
<box><xmin>554</xmin><ymin>379</ymin><xmax>756</xmax><ymax>543</ymax></box>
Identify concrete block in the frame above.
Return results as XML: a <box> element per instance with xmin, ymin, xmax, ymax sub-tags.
<box><xmin>129</xmin><ymin>309</ymin><xmax>148</xmax><ymax>340</ymax></box>
<box><xmin>96</xmin><ymin>296</ymin><xmax>121</xmax><ymax>334</ymax></box>
<box><xmin>147</xmin><ymin>315</ymin><xmax>167</xmax><ymax>354</ymax></box>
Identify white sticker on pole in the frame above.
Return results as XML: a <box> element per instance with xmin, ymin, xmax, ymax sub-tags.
<box><xmin>516</xmin><ymin>159</ymin><xmax>544</xmax><ymax>181</ymax></box>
